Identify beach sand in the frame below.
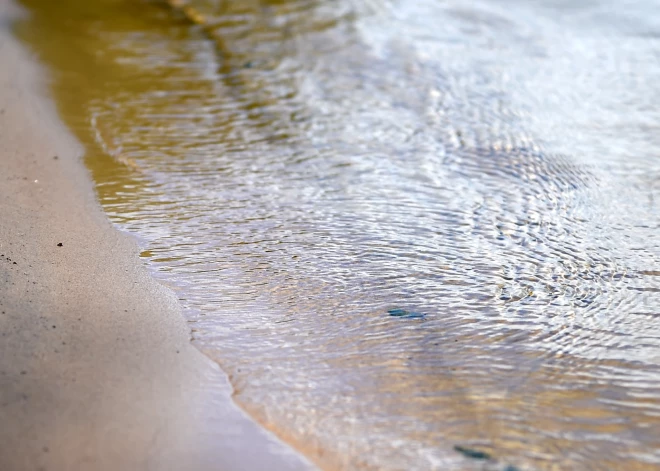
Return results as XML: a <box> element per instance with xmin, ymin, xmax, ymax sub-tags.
<box><xmin>0</xmin><ymin>1</ymin><xmax>315</xmax><ymax>470</ymax></box>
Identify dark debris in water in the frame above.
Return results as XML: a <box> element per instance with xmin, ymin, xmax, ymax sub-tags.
<box><xmin>388</xmin><ymin>309</ymin><xmax>425</xmax><ymax>319</ymax></box>
<box><xmin>454</xmin><ymin>445</ymin><xmax>522</xmax><ymax>471</ymax></box>
<box><xmin>454</xmin><ymin>445</ymin><xmax>491</xmax><ymax>460</ymax></box>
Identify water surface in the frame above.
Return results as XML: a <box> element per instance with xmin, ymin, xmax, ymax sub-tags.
<box><xmin>17</xmin><ymin>0</ymin><xmax>660</xmax><ymax>469</ymax></box>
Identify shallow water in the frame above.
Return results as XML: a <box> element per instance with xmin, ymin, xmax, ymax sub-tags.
<box><xmin>17</xmin><ymin>0</ymin><xmax>660</xmax><ymax>469</ymax></box>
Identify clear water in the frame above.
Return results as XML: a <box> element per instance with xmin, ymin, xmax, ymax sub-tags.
<box><xmin>18</xmin><ymin>0</ymin><xmax>660</xmax><ymax>469</ymax></box>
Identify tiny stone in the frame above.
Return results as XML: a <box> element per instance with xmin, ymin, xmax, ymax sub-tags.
<box><xmin>57</xmin><ymin>243</ymin><xmax>63</xmax><ymax>247</ymax></box>
<box><xmin>454</xmin><ymin>446</ymin><xmax>491</xmax><ymax>461</ymax></box>
<box><xmin>388</xmin><ymin>308</ymin><xmax>425</xmax><ymax>319</ymax></box>
<box><xmin>388</xmin><ymin>308</ymin><xmax>408</xmax><ymax>316</ymax></box>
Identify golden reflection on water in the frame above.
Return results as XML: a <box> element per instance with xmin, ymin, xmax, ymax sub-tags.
<box><xmin>16</xmin><ymin>0</ymin><xmax>660</xmax><ymax>469</ymax></box>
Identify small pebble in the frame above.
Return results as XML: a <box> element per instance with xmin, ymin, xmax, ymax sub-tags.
<box><xmin>388</xmin><ymin>308</ymin><xmax>425</xmax><ymax>319</ymax></box>
<box><xmin>454</xmin><ymin>445</ymin><xmax>491</xmax><ymax>460</ymax></box>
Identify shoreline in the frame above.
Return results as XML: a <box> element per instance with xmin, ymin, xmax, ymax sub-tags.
<box><xmin>0</xmin><ymin>1</ymin><xmax>315</xmax><ymax>470</ymax></box>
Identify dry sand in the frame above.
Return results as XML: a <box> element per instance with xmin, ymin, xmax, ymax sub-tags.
<box><xmin>0</xmin><ymin>1</ymin><xmax>315</xmax><ymax>470</ymax></box>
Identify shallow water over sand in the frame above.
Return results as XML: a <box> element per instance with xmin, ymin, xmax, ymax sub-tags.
<box><xmin>18</xmin><ymin>0</ymin><xmax>660</xmax><ymax>469</ymax></box>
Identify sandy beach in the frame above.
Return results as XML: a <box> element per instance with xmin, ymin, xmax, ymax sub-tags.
<box><xmin>0</xmin><ymin>1</ymin><xmax>315</xmax><ymax>470</ymax></box>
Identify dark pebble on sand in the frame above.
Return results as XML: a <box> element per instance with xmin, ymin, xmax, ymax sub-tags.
<box><xmin>57</xmin><ymin>243</ymin><xmax>63</xmax><ymax>247</ymax></box>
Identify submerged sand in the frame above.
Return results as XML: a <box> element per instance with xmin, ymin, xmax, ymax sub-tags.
<box><xmin>0</xmin><ymin>1</ymin><xmax>315</xmax><ymax>470</ymax></box>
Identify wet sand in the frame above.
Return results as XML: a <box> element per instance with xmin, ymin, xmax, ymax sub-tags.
<box><xmin>0</xmin><ymin>1</ymin><xmax>315</xmax><ymax>470</ymax></box>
